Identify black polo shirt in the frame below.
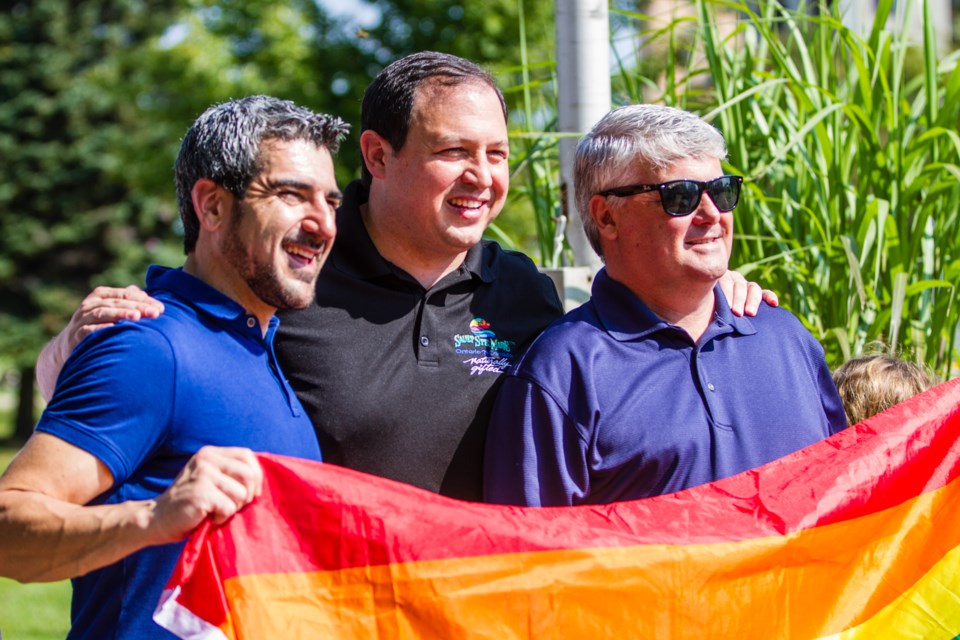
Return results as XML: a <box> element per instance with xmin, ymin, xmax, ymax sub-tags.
<box><xmin>276</xmin><ymin>181</ymin><xmax>564</xmax><ymax>501</ymax></box>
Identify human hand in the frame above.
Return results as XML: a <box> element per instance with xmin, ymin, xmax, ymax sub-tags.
<box><xmin>63</xmin><ymin>285</ymin><xmax>164</xmax><ymax>351</ymax></box>
<box><xmin>719</xmin><ymin>270</ymin><xmax>779</xmax><ymax>317</ymax></box>
<box><xmin>36</xmin><ymin>285</ymin><xmax>164</xmax><ymax>401</ymax></box>
<box><xmin>147</xmin><ymin>447</ymin><xmax>263</xmax><ymax>545</ymax></box>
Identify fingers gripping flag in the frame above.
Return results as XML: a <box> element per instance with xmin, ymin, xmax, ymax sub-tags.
<box><xmin>155</xmin><ymin>378</ymin><xmax>960</xmax><ymax>639</ymax></box>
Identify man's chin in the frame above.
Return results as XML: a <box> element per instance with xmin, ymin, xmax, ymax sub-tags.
<box><xmin>445</xmin><ymin>227</ymin><xmax>486</xmax><ymax>253</ymax></box>
<box><xmin>252</xmin><ymin>278</ymin><xmax>318</xmax><ymax>311</ymax></box>
<box><xmin>281</xmin><ymin>295</ymin><xmax>317</xmax><ymax>311</ymax></box>
<box><xmin>275</xmin><ymin>287</ymin><xmax>318</xmax><ymax>310</ymax></box>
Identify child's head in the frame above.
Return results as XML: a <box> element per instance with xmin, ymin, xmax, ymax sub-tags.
<box><xmin>833</xmin><ymin>354</ymin><xmax>939</xmax><ymax>426</ymax></box>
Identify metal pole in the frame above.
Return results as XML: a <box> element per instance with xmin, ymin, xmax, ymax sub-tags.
<box><xmin>556</xmin><ymin>0</ymin><xmax>610</xmax><ymax>270</ymax></box>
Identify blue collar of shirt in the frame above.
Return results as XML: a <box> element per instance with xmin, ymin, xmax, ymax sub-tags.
<box><xmin>591</xmin><ymin>267</ymin><xmax>757</xmax><ymax>342</ymax></box>
<box><xmin>145</xmin><ymin>265</ymin><xmax>280</xmax><ymax>338</ymax></box>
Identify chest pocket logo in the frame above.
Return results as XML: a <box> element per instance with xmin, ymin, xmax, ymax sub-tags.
<box><xmin>454</xmin><ymin>317</ymin><xmax>516</xmax><ymax>375</ymax></box>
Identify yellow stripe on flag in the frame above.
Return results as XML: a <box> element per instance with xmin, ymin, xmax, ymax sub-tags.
<box><xmin>826</xmin><ymin>545</ymin><xmax>960</xmax><ymax>639</ymax></box>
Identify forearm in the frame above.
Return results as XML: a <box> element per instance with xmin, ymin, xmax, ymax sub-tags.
<box><xmin>0</xmin><ymin>490</ymin><xmax>158</xmax><ymax>583</ymax></box>
<box><xmin>36</xmin><ymin>333</ymin><xmax>70</xmax><ymax>402</ymax></box>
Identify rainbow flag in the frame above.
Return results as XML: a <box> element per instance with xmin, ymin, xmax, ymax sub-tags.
<box><xmin>154</xmin><ymin>378</ymin><xmax>960</xmax><ymax>639</ymax></box>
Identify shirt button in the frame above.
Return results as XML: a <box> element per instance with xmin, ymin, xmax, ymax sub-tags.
<box><xmin>707</xmin><ymin>383</ymin><xmax>716</xmax><ymax>391</ymax></box>
<box><xmin>420</xmin><ymin>336</ymin><xmax>430</xmax><ymax>347</ymax></box>
<box><xmin>246</xmin><ymin>317</ymin><xmax>256</xmax><ymax>328</ymax></box>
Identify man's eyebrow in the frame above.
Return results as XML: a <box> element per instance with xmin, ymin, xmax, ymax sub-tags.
<box><xmin>265</xmin><ymin>178</ymin><xmax>342</xmax><ymax>203</ymax></box>
<box><xmin>430</xmin><ymin>135</ymin><xmax>509</xmax><ymax>147</ymax></box>
<box><xmin>264</xmin><ymin>178</ymin><xmax>313</xmax><ymax>191</ymax></box>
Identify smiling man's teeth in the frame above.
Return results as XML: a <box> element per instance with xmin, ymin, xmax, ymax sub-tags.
<box><xmin>287</xmin><ymin>244</ymin><xmax>321</xmax><ymax>260</ymax></box>
<box><xmin>448</xmin><ymin>198</ymin><xmax>482</xmax><ymax>209</ymax></box>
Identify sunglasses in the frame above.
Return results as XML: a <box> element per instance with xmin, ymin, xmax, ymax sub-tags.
<box><xmin>598</xmin><ymin>175</ymin><xmax>743</xmax><ymax>216</ymax></box>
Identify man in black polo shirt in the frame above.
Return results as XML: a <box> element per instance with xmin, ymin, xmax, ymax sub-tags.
<box><xmin>274</xmin><ymin>53</ymin><xmax>564</xmax><ymax>500</ymax></box>
<box><xmin>37</xmin><ymin>53</ymin><xmax>771</xmax><ymax>502</ymax></box>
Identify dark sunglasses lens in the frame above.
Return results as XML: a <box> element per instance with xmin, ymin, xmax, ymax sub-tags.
<box><xmin>660</xmin><ymin>181</ymin><xmax>702</xmax><ymax>215</ymax></box>
<box><xmin>709</xmin><ymin>177</ymin><xmax>741</xmax><ymax>211</ymax></box>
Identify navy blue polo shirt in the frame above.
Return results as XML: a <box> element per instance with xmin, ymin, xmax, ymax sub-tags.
<box><xmin>36</xmin><ymin>265</ymin><xmax>321</xmax><ymax>639</ymax></box>
<box><xmin>484</xmin><ymin>267</ymin><xmax>847</xmax><ymax>506</ymax></box>
<box><xmin>276</xmin><ymin>181</ymin><xmax>564</xmax><ymax>500</ymax></box>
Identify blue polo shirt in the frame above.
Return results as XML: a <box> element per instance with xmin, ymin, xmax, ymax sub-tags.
<box><xmin>36</xmin><ymin>265</ymin><xmax>322</xmax><ymax>639</ymax></box>
<box><xmin>483</xmin><ymin>268</ymin><xmax>847</xmax><ymax>506</ymax></box>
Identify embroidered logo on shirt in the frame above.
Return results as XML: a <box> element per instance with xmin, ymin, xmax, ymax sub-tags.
<box><xmin>454</xmin><ymin>317</ymin><xmax>516</xmax><ymax>375</ymax></box>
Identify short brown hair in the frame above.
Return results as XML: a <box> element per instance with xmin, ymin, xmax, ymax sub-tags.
<box><xmin>359</xmin><ymin>51</ymin><xmax>506</xmax><ymax>187</ymax></box>
<box><xmin>832</xmin><ymin>354</ymin><xmax>939</xmax><ymax>425</ymax></box>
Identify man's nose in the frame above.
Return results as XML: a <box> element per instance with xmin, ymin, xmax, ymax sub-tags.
<box><xmin>693</xmin><ymin>191</ymin><xmax>723</xmax><ymax>223</ymax></box>
<box><xmin>302</xmin><ymin>199</ymin><xmax>337</xmax><ymax>238</ymax></box>
<box><xmin>462</xmin><ymin>155</ymin><xmax>493</xmax><ymax>189</ymax></box>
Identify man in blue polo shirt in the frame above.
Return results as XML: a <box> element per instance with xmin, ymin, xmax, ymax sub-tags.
<box><xmin>483</xmin><ymin>104</ymin><xmax>847</xmax><ymax>506</ymax></box>
<box><xmin>0</xmin><ymin>96</ymin><xmax>347</xmax><ymax>638</ymax></box>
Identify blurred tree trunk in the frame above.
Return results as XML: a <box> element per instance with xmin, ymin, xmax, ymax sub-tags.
<box><xmin>14</xmin><ymin>365</ymin><xmax>35</xmax><ymax>443</ymax></box>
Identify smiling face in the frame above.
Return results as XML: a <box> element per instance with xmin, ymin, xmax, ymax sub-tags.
<box><xmin>598</xmin><ymin>156</ymin><xmax>733</xmax><ymax>303</ymax></box>
<box><xmin>365</xmin><ymin>79</ymin><xmax>510</xmax><ymax>278</ymax></box>
<box><xmin>220</xmin><ymin>138</ymin><xmax>340</xmax><ymax>314</ymax></box>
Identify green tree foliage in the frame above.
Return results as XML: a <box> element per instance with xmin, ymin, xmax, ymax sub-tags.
<box><xmin>0</xmin><ymin>0</ymin><xmax>183</xmax><ymax>359</ymax></box>
<box><xmin>0</xmin><ymin>0</ymin><xmax>192</xmax><ymax>437</ymax></box>
<box><xmin>366</xmin><ymin>0</ymin><xmax>554</xmax><ymax>73</ymax></box>
<box><xmin>169</xmin><ymin>0</ymin><xmax>373</xmax><ymax>183</ymax></box>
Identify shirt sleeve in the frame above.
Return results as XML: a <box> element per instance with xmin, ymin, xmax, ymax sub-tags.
<box><xmin>35</xmin><ymin>322</ymin><xmax>176</xmax><ymax>486</ymax></box>
<box><xmin>483</xmin><ymin>374</ymin><xmax>589</xmax><ymax>507</ymax></box>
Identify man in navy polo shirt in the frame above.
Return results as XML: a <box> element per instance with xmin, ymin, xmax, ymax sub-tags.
<box><xmin>0</xmin><ymin>96</ymin><xmax>347</xmax><ymax>638</ymax></box>
<box><xmin>484</xmin><ymin>104</ymin><xmax>847</xmax><ymax>506</ymax></box>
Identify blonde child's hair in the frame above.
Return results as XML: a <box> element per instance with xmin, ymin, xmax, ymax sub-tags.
<box><xmin>832</xmin><ymin>354</ymin><xmax>939</xmax><ymax>426</ymax></box>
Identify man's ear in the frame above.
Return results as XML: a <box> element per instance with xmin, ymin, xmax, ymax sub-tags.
<box><xmin>191</xmin><ymin>179</ymin><xmax>229</xmax><ymax>232</ymax></box>
<box><xmin>590</xmin><ymin>194</ymin><xmax>618</xmax><ymax>241</ymax></box>
<box><xmin>359</xmin><ymin>130</ymin><xmax>391</xmax><ymax>180</ymax></box>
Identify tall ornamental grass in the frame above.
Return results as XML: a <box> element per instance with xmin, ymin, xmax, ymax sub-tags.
<box><xmin>613</xmin><ymin>0</ymin><xmax>960</xmax><ymax>375</ymax></box>
<box><xmin>490</xmin><ymin>0</ymin><xmax>569</xmax><ymax>268</ymax></box>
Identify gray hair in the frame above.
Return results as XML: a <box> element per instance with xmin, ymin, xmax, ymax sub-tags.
<box><xmin>175</xmin><ymin>95</ymin><xmax>350</xmax><ymax>253</ymax></box>
<box><xmin>574</xmin><ymin>104</ymin><xmax>727</xmax><ymax>256</ymax></box>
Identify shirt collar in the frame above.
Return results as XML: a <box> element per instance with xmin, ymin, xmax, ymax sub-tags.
<box><xmin>592</xmin><ymin>267</ymin><xmax>756</xmax><ymax>342</ymax></box>
<box><xmin>329</xmin><ymin>181</ymin><xmax>391</xmax><ymax>279</ymax></box>
<box><xmin>145</xmin><ymin>265</ymin><xmax>280</xmax><ymax>335</ymax></box>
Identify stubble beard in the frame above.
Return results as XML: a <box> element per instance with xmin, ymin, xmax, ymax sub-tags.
<box><xmin>222</xmin><ymin>203</ymin><xmax>318</xmax><ymax>311</ymax></box>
